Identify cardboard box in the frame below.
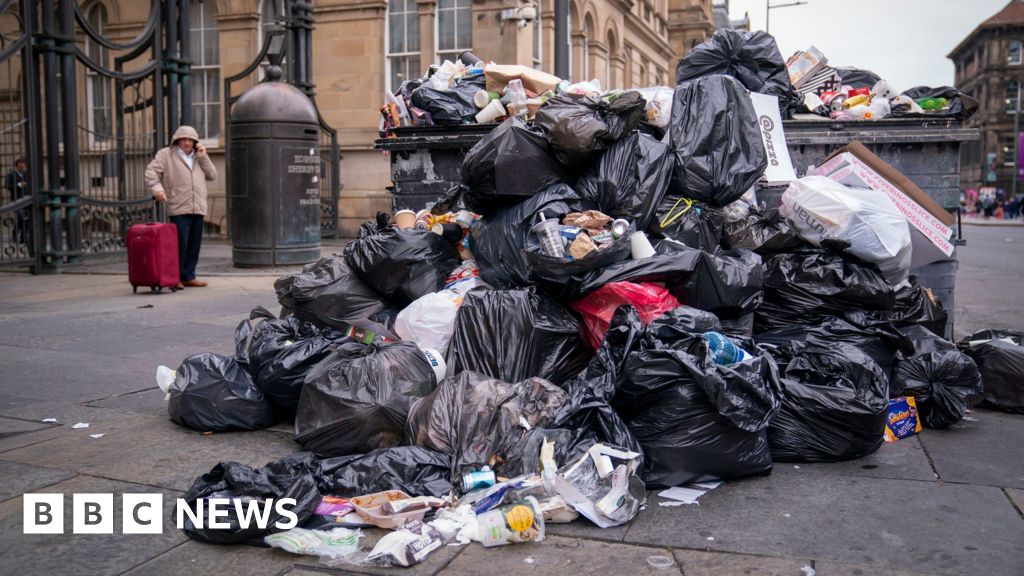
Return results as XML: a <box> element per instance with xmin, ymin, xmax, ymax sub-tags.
<box><xmin>810</xmin><ymin>141</ymin><xmax>956</xmax><ymax>226</ymax></box>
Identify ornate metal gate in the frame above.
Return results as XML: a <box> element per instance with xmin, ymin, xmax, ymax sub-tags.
<box><xmin>0</xmin><ymin>0</ymin><xmax>340</xmax><ymax>274</ymax></box>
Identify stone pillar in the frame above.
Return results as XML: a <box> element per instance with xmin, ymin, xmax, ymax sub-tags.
<box><xmin>611</xmin><ymin>54</ymin><xmax>626</xmax><ymax>89</ymax></box>
<box><xmin>417</xmin><ymin>0</ymin><xmax>437</xmax><ymax>66</ymax></box>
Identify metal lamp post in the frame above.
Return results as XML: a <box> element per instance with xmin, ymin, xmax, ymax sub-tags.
<box><xmin>766</xmin><ymin>1</ymin><xmax>808</xmax><ymax>34</ymax></box>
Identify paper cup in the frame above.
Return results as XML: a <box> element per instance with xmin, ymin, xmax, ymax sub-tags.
<box><xmin>421</xmin><ymin>348</ymin><xmax>447</xmax><ymax>383</ymax></box>
<box><xmin>394</xmin><ymin>209</ymin><xmax>417</xmax><ymax>229</ymax></box>
<box><xmin>475</xmin><ymin>99</ymin><xmax>507</xmax><ymax>124</ymax></box>
<box><xmin>474</xmin><ymin>90</ymin><xmax>490</xmax><ymax>109</ymax></box>
<box><xmin>630</xmin><ymin>231</ymin><xmax>656</xmax><ymax>259</ymax></box>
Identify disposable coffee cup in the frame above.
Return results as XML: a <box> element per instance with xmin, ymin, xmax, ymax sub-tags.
<box><xmin>475</xmin><ymin>99</ymin><xmax>507</xmax><ymax>124</ymax></box>
<box><xmin>630</xmin><ymin>231</ymin><xmax>656</xmax><ymax>259</ymax></box>
<box><xmin>474</xmin><ymin>90</ymin><xmax>490</xmax><ymax>109</ymax></box>
<box><xmin>394</xmin><ymin>209</ymin><xmax>417</xmax><ymax>229</ymax></box>
<box><xmin>421</xmin><ymin>348</ymin><xmax>447</xmax><ymax>383</ymax></box>
<box><xmin>431</xmin><ymin>222</ymin><xmax>464</xmax><ymax>243</ymax></box>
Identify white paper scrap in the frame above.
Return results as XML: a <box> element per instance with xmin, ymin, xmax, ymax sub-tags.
<box><xmin>71</xmin><ymin>422</ymin><xmax>89</xmax><ymax>429</ymax></box>
<box><xmin>41</xmin><ymin>418</ymin><xmax>58</xmax><ymax>423</ymax></box>
<box><xmin>89</xmin><ymin>434</ymin><xmax>105</xmax><ymax>439</ymax></box>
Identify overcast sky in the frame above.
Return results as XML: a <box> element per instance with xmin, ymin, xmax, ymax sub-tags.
<box><xmin>726</xmin><ymin>0</ymin><xmax>1010</xmax><ymax>89</ymax></box>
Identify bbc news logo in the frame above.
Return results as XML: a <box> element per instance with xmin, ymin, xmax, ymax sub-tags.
<box><xmin>23</xmin><ymin>493</ymin><xmax>298</xmax><ymax>534</ymax></box>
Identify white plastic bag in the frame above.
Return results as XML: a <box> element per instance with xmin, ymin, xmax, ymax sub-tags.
<box><xmin>395</xmin><ymin>291</ymin><xmax>461</xmax><ymax>353</ymax></box>
<box><xmin>635</xmin><ymin>86</ymin><xmax>674</xmax><ymax>128</ymax></box>
<box><xmin>781</xmin><ymin>175</ymin><xmax>912</xmax><ymax>283</ymax></box>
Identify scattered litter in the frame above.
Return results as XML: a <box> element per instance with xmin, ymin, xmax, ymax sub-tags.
<box><xmin>89</xmin><ymin>434</ymin><xmax>104</xmax><ymax>439</ymax></box>
<box><xmin>706</xmin><ymin>536</ymin><xmax>715</xmax><ymax>541</ymax></box>
<box><xmin>71</xmin><ymin>422</ymin><xmax>89</xmax><ymax>429</ymax></box>
<box><xmin>524</xmin><ymin>556</ymin><xmax>535</xmax><ymax>564</ymax></box>
<box><xmin>41</xmin><ymin>418</ymin><xmax>57</xmax><ymax>423</ymax></box>
<box><xmin>801</xmin><ymin>565</ymin><xmax>817</xmax><ymax>576</ymax></box>
<box><xmin>784</xmin><ymin>513</ymin><xmax>791</xmax><ymax>518</ymax></box>
<box><xmin>137</xmin><ymin>304</ymin><xmax>154</xmax><ymax>309</ymax></box>
<box><xmin>646</xmin><ymin>555</ymin><xmax>675</xmax><ymax>569</ymax></box>
<box><xmin>658</xmin><ymin>481</ymin><xmax>722</xmax><ymax>505</ymax></box>
<box><xmin>265</xmin><ymin>527</ymin><xmax>362</xmax><ymax>561</ymax></box>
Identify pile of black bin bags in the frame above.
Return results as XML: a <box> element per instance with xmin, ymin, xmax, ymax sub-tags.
<box><xmin>165</xmin><ymin>44</ymin><xmax>1006</xmax><ymax>544</ymax></box>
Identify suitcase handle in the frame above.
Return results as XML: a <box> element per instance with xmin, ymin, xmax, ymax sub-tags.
<box><xmin>155</xmin><ymin>198</ymin><xmax>167</xmax><ymax>223</ymax></box>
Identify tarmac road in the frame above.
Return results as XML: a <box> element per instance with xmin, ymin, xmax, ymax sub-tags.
<box><xmin>955</xmin><ymin>223</ymin><xmax>1024</xmax><ymax>338</ymax></box>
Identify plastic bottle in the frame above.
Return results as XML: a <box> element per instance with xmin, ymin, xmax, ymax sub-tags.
<box><xmin>702</xmin><ymin>331</ymin><xmax>752</xmax><ymax>365</ymax></box>
<box><xmin>864</xmin><ymin>98</ymin><xmax>891</xmax><ymax>120</ymax></box>
<box><xmin>506</xmin><ymin>79</ymin><xmax>528</xmax><ymax>118</ymax></box>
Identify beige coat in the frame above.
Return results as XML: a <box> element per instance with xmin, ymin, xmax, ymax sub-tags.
<box><xmin>144</xmin><ymin>126</ymin><xmax>217</xmax><ymax>217</ymax></box>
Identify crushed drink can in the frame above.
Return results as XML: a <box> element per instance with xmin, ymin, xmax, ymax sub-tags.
<box><xmin>611</xmin><ymin>219</ymin><xmax>630</xmax><ymax>239</ymax></box>
<box><xmin>461</xmin><ymin>468</ymin><xmax>496</xmax><ymax>492</ymax></box>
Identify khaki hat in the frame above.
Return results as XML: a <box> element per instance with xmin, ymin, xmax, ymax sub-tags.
<box><xmin>171</xmin><ymin>125</ymin><xmax>200</xmax><ymax>145</ymax></box>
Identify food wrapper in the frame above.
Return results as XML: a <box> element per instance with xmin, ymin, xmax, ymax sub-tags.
<box><xmin>884</xmin><ymin>397</ymin><xmax>922</xmax><ymax>443</ymax></box>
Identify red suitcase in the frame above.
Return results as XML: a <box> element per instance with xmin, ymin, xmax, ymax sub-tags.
<box><xmin>127</xmin><ymin>223</ymin><xmax>181</xmax><ymax>293</ymax></box>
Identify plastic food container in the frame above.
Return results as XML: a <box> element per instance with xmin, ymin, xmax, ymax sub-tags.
<box><xmin>351</xmin><ymin>490</ymin><xmax>429</xmax><ymax>529</ymax></box>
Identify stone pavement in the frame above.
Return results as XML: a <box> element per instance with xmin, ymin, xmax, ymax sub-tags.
<box><xmin>0</xmin><ymin>260</ymin><xmax>1022</xmax><ymax>576</ymax></box>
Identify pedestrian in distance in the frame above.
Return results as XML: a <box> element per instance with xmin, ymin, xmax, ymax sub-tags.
<box><xmin>4</xmin><ymin>157</ymin><xmax>29</xmax><ymax>245</ymax></box>
<box><xmin>144</xmin><ymin>126</ymin><xmax>216</xmax><ymax>289</ymax></box>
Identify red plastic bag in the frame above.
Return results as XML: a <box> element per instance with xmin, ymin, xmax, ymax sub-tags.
<box><xmin>571</xmin><ymin>282</ymin><xmax>681</xmax><ymax>349</ymax></box>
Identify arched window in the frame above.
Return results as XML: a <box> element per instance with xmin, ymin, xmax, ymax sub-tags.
<box><xmin>189</xmin><ymin>0</ymin><xmax>221</xmax><ymax>139</ymax></box>
<box><xmin>437</xmin><ymin>0</ymin><xmax>472</xmax><ymax>62</ymax></box>
<box><xmin>605</xmin><ymin>29</ymin><xmax>616</xmax><ymax>89</ymax></box>
<box><xmin>85</xmin><ymin>3</ymin><xmax>112</xmax><ymax>145</ymax></box>
<box><xmin>386</xmin><ymin>0</ymin><xmax>420</xmax><ymax>93</ymax></box>
<box><xmin>1007</xmin><ymin>80</ymin><xmax>1020</xmax><ymax>113</ymax></box>
<box><xmin>1010</xmin><ymin>40</ymin><xmax>1022</xmax><ymax>65</ymax></box>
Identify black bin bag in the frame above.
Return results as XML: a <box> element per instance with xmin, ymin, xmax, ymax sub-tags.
<box><xmin>295</xmin><ymin>340</ymin><xmax>438</xmax><ymax>457</ymax></box>
<box><xmin>723</xmin><ymin>206</ymin><xmax>803</xmax><ymax>255</ymax></box>
<box><xmin>525</xmin><ymin>226</ymin><xmax>633</xmax><ymax>299</ymax></box>
<box><xmin>534</xmin><ymin>91</ymin><xmax>646</xmax><ymax>165</ymax></box>
<box><xmin>755</xmin><ymin>247</ymin><xmax>896</xmax><ymax>334</ymax></box>
<box><xmin>892</xmin><ymin>325</ymin><xmax>982</xmax><ymax>429</ymax></box>
<box><xmin>168</xmin><ymin>353</ymin><xmax>277</xmax><ymax>432</ymax></box>
<box><xmin>612</xmin><ymin>307</ymin><xmax>781</xmax><ymax>487</ymax></box>
<box><xmin>756</xmin><ymin>318</ymin><xmax>911</xmax><ymax>463</ymax></box>
<box><xmin>964</xmin><ymin>331</ymin><xmax>1024</xmax><ymax>414</ymax></box>
<box><xmin>668</xmin><ymin>75</ymin><xmax>767</xmax><ymax>207</ymax></box>
<box><xmin>648</xmin><ymin>196</ymin><xmax>725</xmax><ymax>251</ymax></box>
<box><xmin>343</xmin><ymin>217</ymin><xmax>461</xmax><ymax>305</ymax></box>
<box><xmin>181</xmin><ymin>455</ymin><xmax>321</xmax><ymax>545</ymax></box>
<box><xmin>317</xmin><ymin>446</ymin><xmax>453</xmax><ymax>498</ymax></box>
<box><xmin>406</xmin><ymin>371</ymin><xmax>567</xmax><ymax>480</ymax></box>
<box><xmin>274</xmin><ymin>255</ymin><xmax>397</xmax><ymax>338</ymax></box>
<box><xmin>675</xmin><ymin>29</ymin><xmax>799</xmax><ymax>117</ymax></box>
<box><xmin>575</xmin><ymin>131</ymin><xmax>673</xmax><ymax>231</ymax></box>
<box><xmin>237</xmin><ymin>309</ymin><xmax>343</xmax><ymax>420</ymax></box>
<box><xmin>409</xmin><ymin>74</ymin><xmax>486</xmax><ymax>125</ymax></box>
<box><xmin>462</xmin><ymin>116</ymin><xmax>574</xmax><ymax>216</ymax></box>
<box><xmin>448</xmin><ymin>288</ymin><xmax>590</xmax><ymax>386</ymax></box>
<box><xmin>844</xmin><ymin>276</ymin><xmax>948</xmax><ymax>337</ymax></box>
<box><xmin>469</xmin><ymin>184</ymin><xmax>583</xmax><ymax>289</ymax></box>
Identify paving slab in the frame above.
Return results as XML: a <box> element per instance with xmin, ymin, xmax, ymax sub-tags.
<box><xmin>0</xmin><ymin>474</ymin><xmax>187</xmax><ymax>576</ymax></box>
<box><xmin>0</xmin><ymin>411</ymin><xmax>299</xmax><ymax>491</ymax></box>
<box><xmin>0</xmin><ymin>415</ymin><xmax>56</xmax><ymax>437</ymax></box>
<box><xmin>781</xmin><ymin>435</ymin><xmax>936</xmax><ymax>482</ymax></box>
<box><xmin>304</xmin><ymin>526</ymin><xmax>467</xmax><ymax>576</ymax></box>
<box><xmin>813</xmin><ymin>561</ymin><xmax>953</xmax><ymax>576</ymax></box>
<box><xmin>1005</xmin><ymin>488</ymin><xmax>1024</xmax><ymax>518</ymax></box>
<box><xmin>0</xmin><ymin>460</ymin><xmax>77</xmax><ymax>501</ymax></box>
<box><xmin>917</xmin><ymin>409</ymin><xmax>1024</xmax><ymax>489</ymax></box>
<box><xmin>672</xmin><ymin>549</ymin><xmax>810</xmax><ymax>576</ymax></box>
<box><xmin>441</xmin><ymin>535</ymin><xmax>680</xmax><ymax>576</ymax></box>
<box><xmin>623</xmin><ymin>467</ymin><xmax>1024</xmax><ymax>576</ymax></box>
<box><xmin>543</xmin><ymin>515</ymin><xmax>632</xmax><ymax>542</ymax></box>
<box><xmin>84</xmin><ymin>388</ymin><xmax>169</xmax><ymax>418</ymax></box>
<box><xmin>121</xmin><ymin>539</ymin><xmax>298</xmax><ymax>576</ymax></box>
<box><xmin>0</xmin><ymin>405</ymin><xmax>149</xmax><ymax>454</ymax></box>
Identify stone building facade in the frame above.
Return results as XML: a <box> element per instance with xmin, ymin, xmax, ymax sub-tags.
<box><xmin>950</xmin><ymin>0</ymin><xmax>1024</xmax><ymax>196</ymax></box>
<box><xmin>64</xmin><ymin>0</ymin><xmax>720</xmax><ymax>236</ymax></box>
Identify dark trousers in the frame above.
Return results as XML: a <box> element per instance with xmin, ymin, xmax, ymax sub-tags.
<box><xmin>170</xmin><ymin>214</ymin><xmax>203</xmax><ymax>281</ymax></box>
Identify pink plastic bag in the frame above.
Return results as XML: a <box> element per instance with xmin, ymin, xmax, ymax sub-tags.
<box><xmin>571</xmin><ymin>282</ymin><xmax>681</xmax><ymax>349</ymax></box>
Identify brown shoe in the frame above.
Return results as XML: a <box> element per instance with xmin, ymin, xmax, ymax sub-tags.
<box><xmin>175</xmin><ymin>282</ymin><xmax>185</xmax><ymax>290</ymax></box>
<box><xmin>182</xmin><ymin>279</ymin><xmax>208</xmax><ymax>287</ymax></box>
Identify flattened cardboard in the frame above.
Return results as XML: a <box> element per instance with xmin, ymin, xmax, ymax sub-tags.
<box><xmin>815</xmin><ymin>141</ymin><xmax>955</xmax><ymax>226</ymax></box>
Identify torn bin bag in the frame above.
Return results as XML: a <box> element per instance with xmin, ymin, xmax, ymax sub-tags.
<box><xmin>405</xmin><ymin>371</ymin><xmax>567</xmax><ymax>479</ymax></box>
<box><xmin>614</xmin><ymin>307</ymin><xmax>782</xmax><ymax>487</ymax></box>
<box><xmin>534</xmin><ymin>91</ymin><xmax>646</xmax><ymax>165</ymax></box>
<box><xmin>447</xmin><ymin>288</ymin><xmax>590</xmax><ymax>385</ymax></box>
<box><xmin>238</xmin><ymin>311</ymin><xmax>343</xmax><ymax>420</ymax></box>
<box><xmin>892</xmin><ymin>325</ymin><xmax>982</xmax><ymax>429</ymax></box>
<box><xmin>295</xmin><ymin>340</ymin><xmax>439</xmax><ymax>457</ymax></box>
<box><xmin>668</xmin><ymin>75</ymin><xmax>767</xmax><ymax>207</ymax></box>
<box><xmin>575</xmin><ymin>131</ymin><xmax>673</xmax><ymax>231</ymax></box>
<box><xmin>343</xmin><ymin>221</ymin><xmax>461</xmax><ymax>305</ymax></box>
<box><xmin>274</xmin><ymin>255</ymin><xmax>396</xmax><ymax>338</ymax></box>
<box><xmin>469</xmin><ymin>183</ymin><xmax>583</xmax><ymax>289</ymax></box>
<box><xmin>675</xmin><ymin>29</ymin><xmax>799</xmax><ymax>116</ymax></box>
<box><xmin>168</xmin><ymin>353</ymin><xmax>277</xmax><ymax>432</ymax></box>
<box><xmin>462</xmin><ymin>117</ymin><xmax>575</xmax><ymax>216</ymax></box>
<box><xmin>756</xmin><ymin>318</ymin><xmax>910</xmax><ymax>462</ymax></box>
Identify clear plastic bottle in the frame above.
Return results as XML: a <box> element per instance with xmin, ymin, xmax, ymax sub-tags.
<box><xmin>506</xmin><ymin>79</ymin><xmax>528</xmax><ymax>118</ymax></box>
